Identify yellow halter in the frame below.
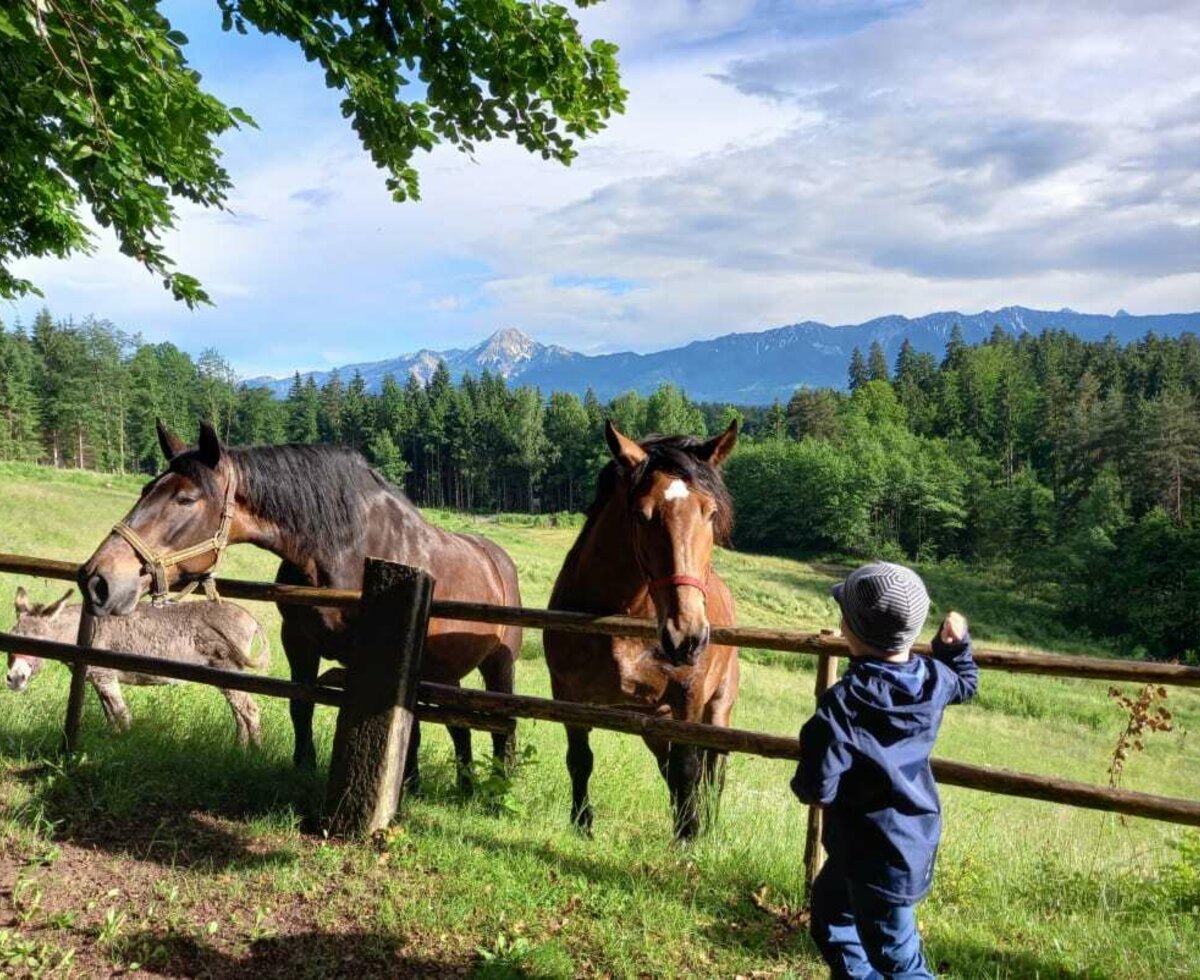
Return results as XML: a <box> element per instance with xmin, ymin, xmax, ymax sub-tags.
<box><xmin>112</xmin><ymin>468</ymin><xmax>238</xmax><ymax>605</ymax></box>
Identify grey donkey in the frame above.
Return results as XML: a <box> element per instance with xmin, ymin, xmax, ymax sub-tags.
<box><xmin>6</xmin><ymin>587</ymin><xmax>270</xmax><ymax>747</ymax></box>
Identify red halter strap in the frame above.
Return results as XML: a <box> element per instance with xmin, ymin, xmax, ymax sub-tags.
<box><xmin>646</xmin><ymin>574</ymin><xmax>708</xmax><ymax>596</ymax></box>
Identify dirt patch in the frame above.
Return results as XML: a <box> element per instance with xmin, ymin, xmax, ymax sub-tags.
<box><xmin>0</xmin><ymin>828</ymin><xmax>473</xmax><ymax>979</ymax></box>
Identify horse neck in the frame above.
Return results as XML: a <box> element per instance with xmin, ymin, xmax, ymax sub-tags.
<box><xmin>558</xmin><ymin>488</ymin><xmax>648</xmax><ymax>613</ymax></box>
<box><xmin>226</xmin><ymin>452</ymin><xmax>371</xmax><ymax>582</ymax></box>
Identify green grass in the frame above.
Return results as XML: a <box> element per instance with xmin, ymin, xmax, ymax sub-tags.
<box><xmin>0</xmin><ymin>464</ymin><xmax>1198</xmax><ymax>978</ymax></box>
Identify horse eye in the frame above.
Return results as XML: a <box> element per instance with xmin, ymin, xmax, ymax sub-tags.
<box><xmin>175</xmin><ymin>494</ymin><xmax>198</xmax><ymax>507</ymax></box>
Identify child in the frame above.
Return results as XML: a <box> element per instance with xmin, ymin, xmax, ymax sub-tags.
<box><xmin>792</xmin><ymin>561</ymin><xmax>977</xmax><ymax>980</ymax></box>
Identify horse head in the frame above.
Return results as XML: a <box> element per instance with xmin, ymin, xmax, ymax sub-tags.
<box><xmin>605</xmin><ymin>419</ymin><xmax>738</xmax><ymax>666</ymax></box>
<box><xmin>79</xmin><ymin>420</ymin><xmax>239</xmax><ymax>615</ymax></box>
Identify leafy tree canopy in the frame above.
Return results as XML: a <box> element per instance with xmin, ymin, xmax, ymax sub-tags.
<box><xmin>0</xmin><ymin>0</ymin><xmax>625</xmax><ymax>306</ymax></box>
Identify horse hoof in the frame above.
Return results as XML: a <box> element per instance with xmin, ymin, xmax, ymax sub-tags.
<box><xmin>571</xmin><ymin>807</ymin><xmax>594</xmax><ymax>838</ymax></box>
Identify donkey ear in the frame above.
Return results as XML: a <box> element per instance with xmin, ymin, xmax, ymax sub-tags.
<box><xmin>157</xmin><ymin>419</ymin><xmax>187</xmax><ymax>461</ymax></box>
<box><xmin>44</xmin><ymin>590</ymin><xmax>74</xmax><ymax>618</ymax></box>
<box><xmin>605</xmin><ymin>420</ymin><xmax>648</xmax><ymax>471</ymax></box>
<box><xmin>196</xmin><ymin>420</ymin><xmax>223</xmax><ymax>469</ymax></box>
<box><xmin>14</xmin><ymin>587</ymin><xmax>30</xmax><ymax>614</ymax></box>
<box><xmin>697</xmin><ymin>419</ymin><xmax>738</xmax><ymax>468</ymax></box>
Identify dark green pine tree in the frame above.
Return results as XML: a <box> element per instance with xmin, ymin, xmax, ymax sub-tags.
<box><xmin>848</xmin><ymin>346</ymin><xmax>869</xmax><ymax>391</ymax></box>
<box><xmin>543</xmin><ymin>390</ymin><xmax>591</xmax><ymax>511</ymax></box>
<box><xmin>318</xmin><ymin>370</ymin><xmax>344</xmax><ymax>444</ymax></box>
<box><xmin>943</xmin><ymin>323</ymin><xmax>967</xmax><ymax>370</ymax></box>
<box><xmin>286</xmin><ymin>373</ymin><xmax>321</xmax><ymax>443</ymax></box>
<box><xmin>0</xmin><ymin>322</ymin><xmax>42</xmax><ymax>461</ymax></box>
<box><xmin>786</xmin><ymin>388</ymin><xmax>841</xmax><ymax>441</ymax></box>
<box><xmin>867</xmin><ymin>340</ymin><xmax>889</xmax><ymax>382</ymax></box>
<box><xmin>765</xmin><ymin>399</ymin><xmax>787</xmax><ymax>440</ymax></box>
<box><xmin>233</xmin><ymin>384</ymin><xmax>286</xmax><ymax>445</ymax></box>
<box><xmin>342</xmin><ymin>370</ymin><xmax>373</xmax><ymax>451</ymax></box>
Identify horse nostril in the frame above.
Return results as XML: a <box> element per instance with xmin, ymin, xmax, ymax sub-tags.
<box><xmin>87</xmin><ymin>573</ymin><xmax>110</xmax><ymax>609</ymax></box>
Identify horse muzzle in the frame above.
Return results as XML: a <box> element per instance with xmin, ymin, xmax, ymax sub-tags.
<box><xmin>659</xmin><ymin>623</ymin><xmax>711</xmax><ymax>667</ymax></box>
<box><xmin>79</xmin><ymin>562</ymin><xmax>143</xmax><ymax>617</ymax></box>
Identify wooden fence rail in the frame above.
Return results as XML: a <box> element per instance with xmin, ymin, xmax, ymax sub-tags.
<box><xmin>5</xmin><ymin>625</ymin><xmax>1198</xmax><ymax>829</ymax></box>
<box><xmin>4</xmin><ymin>546</ymin><xmax>1200</xmax><ymax>890</ymax></box>
<box><xmin>4</xmin><ymin>553</ymin><xmax>1200</xmax><ymax>689</ymax></box>
<box><xmin>415</xmin><ymin>683</ymin><xmax>1200</xmax><ymax>828</ymax></box>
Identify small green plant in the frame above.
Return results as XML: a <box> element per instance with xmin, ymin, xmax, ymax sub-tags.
<box><xmin>0</xmin><ymin>928</ymin><xmax>76</xmax><ymax>978</ymax></box>
<box><xmin>475</xmin><ymin>932</ymin><xmax>533</xmax><ymax>978</ymax></box>
<box><xmin>97</xmin><ymin>907</ymin><xmax>127</xmax><ymax>954</ymax></box>
<box><xmin>466</xmin><ymin>743</ymin><xmax>538</xmax><ymax>817</ymax></box>
<box><xmin>250</xmin><ymin>906</ymin><xmax>276</xmax><ymax>943</ymax></box>
<box><xmin>11</xmin><ymin>875</ymin><xmax>42</xmax><ymax>925</ymax></box>
<box><xmin>1155</xmin><ymin>830</ymin><xmax>1200</xmax><ymax>913</ymax></box>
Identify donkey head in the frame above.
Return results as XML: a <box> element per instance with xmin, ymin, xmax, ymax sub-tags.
<box><xmin>606</xmin><ymin>420</ymin><xmax>737</xmax><ymax>666</ymax></box>
<box><xmin>7</xmin><ymin>587</ymin><xmax>74</xmax><ymax>691</ymax></box>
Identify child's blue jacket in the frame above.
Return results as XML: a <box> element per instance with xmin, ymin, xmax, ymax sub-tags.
<box><xmin>791</xmin><ymin>632</ymin><xmax>978</xmax><ymax>904</ymax></box>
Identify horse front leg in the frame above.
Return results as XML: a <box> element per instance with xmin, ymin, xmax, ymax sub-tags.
<box><xmin>480</xmin><ymin>640</ymin><xmax>518</xmax><ymax>773</ymax></box>
<box><xmin>282</xmin><ymin>621</ymin><xmax>319</xmax><ymax>769</ymax></box>
<box><xmin>449</xmin><ymin>721</ymin><xmax>474</xmax><ymax>796</ymax></box>
<box><xmin>404</xmin><ymin>719</ymin><xmax>422</xmax><ymax>795</ymax></box>
<box><xmin>668</xmin><ymin>740</ymin><xmax>703</xmax><ymax>841</ymax></box>
<box><xmin>566</xmin><ymin>726</ymin><xmax>594</xmax><ymax>834</ymax></box>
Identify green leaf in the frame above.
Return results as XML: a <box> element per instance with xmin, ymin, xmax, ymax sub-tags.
<box><xmin>0</xmin><ymin>9</ymin><xmax>24</xmax><ymax>40</ymax></box>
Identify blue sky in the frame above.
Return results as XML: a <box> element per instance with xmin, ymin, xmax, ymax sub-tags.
<box><xmin>8</xmin><ymin>1</ymin><xmax>1200</xmax><ymax>378</ymax></box>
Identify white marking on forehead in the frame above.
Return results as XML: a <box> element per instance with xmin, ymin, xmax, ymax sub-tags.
<box><xmin>663</xmin><ymin>479</ymin><xmax>690</xmax><ymax>502</ymax></box>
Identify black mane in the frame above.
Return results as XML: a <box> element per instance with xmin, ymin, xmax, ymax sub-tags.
<box><xmin>585</xmin><ymin>433</ymin><xmax>735</xmax><ymax>544</ymax></box>
<box><xmin>170</xmin><ymin>443</ymin><xmax>399</xmax><ymax>552</ymax></box>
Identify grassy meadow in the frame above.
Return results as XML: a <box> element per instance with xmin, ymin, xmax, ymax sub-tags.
<box><xmin>0</xmin><ymin>461</ymin><xmax>1197</xmax><ymax>978</ymax></box>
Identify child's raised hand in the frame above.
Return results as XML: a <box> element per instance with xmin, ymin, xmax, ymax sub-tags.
<box><xmin>939</xmin><ymin>611</ymin><xmax>968</xmax><ymax>645</ymax></box>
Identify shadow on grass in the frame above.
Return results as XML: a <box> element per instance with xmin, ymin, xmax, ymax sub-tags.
<box><xmin>109</xmin><ymin>929</ymin><xmax>474</xmax><ymax>980</ymax></box>
<box><xmin>928</xmin><ymin>938</ymin><xmax>1112</xmax><ymax>980</ymax></box>
<box><xmin>402</xmin><ymin>804</ymin><xmax>818</xmax><ymax>966</ymax></box>
<box><xmin>3</xmin><ymin>719</ymin><xmax>324</xmax><ymax>871</ymax></box>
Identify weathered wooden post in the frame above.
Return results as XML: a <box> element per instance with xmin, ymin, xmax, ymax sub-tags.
<box><xmin>62</xmin><ymin>606</ymin><xmax>96</xmax><ymax>755</ymax></box>
<box><xmin>803</xmin><ymin>650</ymin><xmax>840</xmax><ymax>890</ymax></box>
<box><xmin>324</xmin><ymin>558</ymin><xmax>433</xmax><ymax>837</ymax></box>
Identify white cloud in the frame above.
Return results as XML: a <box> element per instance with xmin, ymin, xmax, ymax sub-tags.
<box><xmin>7</xmin><ymin>0</ymin><xmax>1199</xmax><ymax>373</ymax></box>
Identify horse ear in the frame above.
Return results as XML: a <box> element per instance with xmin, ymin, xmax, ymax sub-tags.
<box><xmin>44</xmin><ymin>590</ymin><xmax>74</xmax><ymax>618</ymax></box>
<box><xmin>196</xmin><ymin>420</ymin><xmax>223</xmax><ymax>469</ymax></box>
<box><xmin>605</xmin><ymin>420</ymin><xmax>647</xmax><ymax>471</ymax></box>
<box><xmin>14</xmin><ymin>587</ymin><xmax>30</xmax><ymax>614</ymax></box>
<box><xmin>697</xmin><ymin>419</ymin><xmax>738</xmax><ymax>468</ymax></box>
<box><xmin>157</xmin><ymin>419</ymin><xmax>187</xmax><ymax>461</ymax></box>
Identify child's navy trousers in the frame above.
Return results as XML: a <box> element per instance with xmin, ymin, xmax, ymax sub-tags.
<box><xmin>810</xmin><ymin>854</ymin><xmax>934</xmax><ymax>980</ymax></box>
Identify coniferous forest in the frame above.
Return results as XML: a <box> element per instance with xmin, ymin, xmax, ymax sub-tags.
<box><xmin>2</xmin><ymin>309</ymin><xmax>1199</xmax><ymax>660</ymax></box>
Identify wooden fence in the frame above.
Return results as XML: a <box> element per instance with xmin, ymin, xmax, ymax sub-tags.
<box><xmin>2</xmin><ymin>552</ymin><xmax>1200</xmax><ymax>870</ymax></box>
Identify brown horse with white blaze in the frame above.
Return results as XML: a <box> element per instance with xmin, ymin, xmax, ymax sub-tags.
<box><xmin>545</xmin><ymin>421</ymin><xmax>740</xmax><ymax>840</ymax></box>
<box><xmin>78</xmin><ymin>421</ymin><xmax>523</xmax><ymax>790</ymax></box>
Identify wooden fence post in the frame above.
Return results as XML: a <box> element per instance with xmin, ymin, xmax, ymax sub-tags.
<box><xmin>803</xmin><ymin>651</ymin><xmax>839</xmax><ymax>890</ymax></box>
<box><xmin>62</xmin><ymin>607</ymin><xmax>95</xmax><ymax>755</ymax></box>
<box><xmin>324</xmin><ymin>558</ymin><xmax>433</xmax><ymax>837</ymax></box>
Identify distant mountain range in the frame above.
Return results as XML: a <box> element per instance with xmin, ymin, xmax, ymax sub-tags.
<box><xmin>248</xmin><ymin>306</ymin><xmax>1200</xmax><ymax>405</ymax></box>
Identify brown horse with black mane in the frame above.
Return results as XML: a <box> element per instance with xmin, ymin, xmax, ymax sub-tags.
<box><xmin>79</xmin><ymin>421</ymin><xmax>522</xmax><ymax>790</ymax></box>
<box><xmin>545</xmin><ymin>421</ymin><xmax>740</xmax><ymax>840</ymax></box>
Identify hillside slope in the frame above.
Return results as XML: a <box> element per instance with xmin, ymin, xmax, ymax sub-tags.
<box><xmin>0</xmin><ymin>465</ymin><xmax>1198</xmax><ymax>978</ymax></box>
